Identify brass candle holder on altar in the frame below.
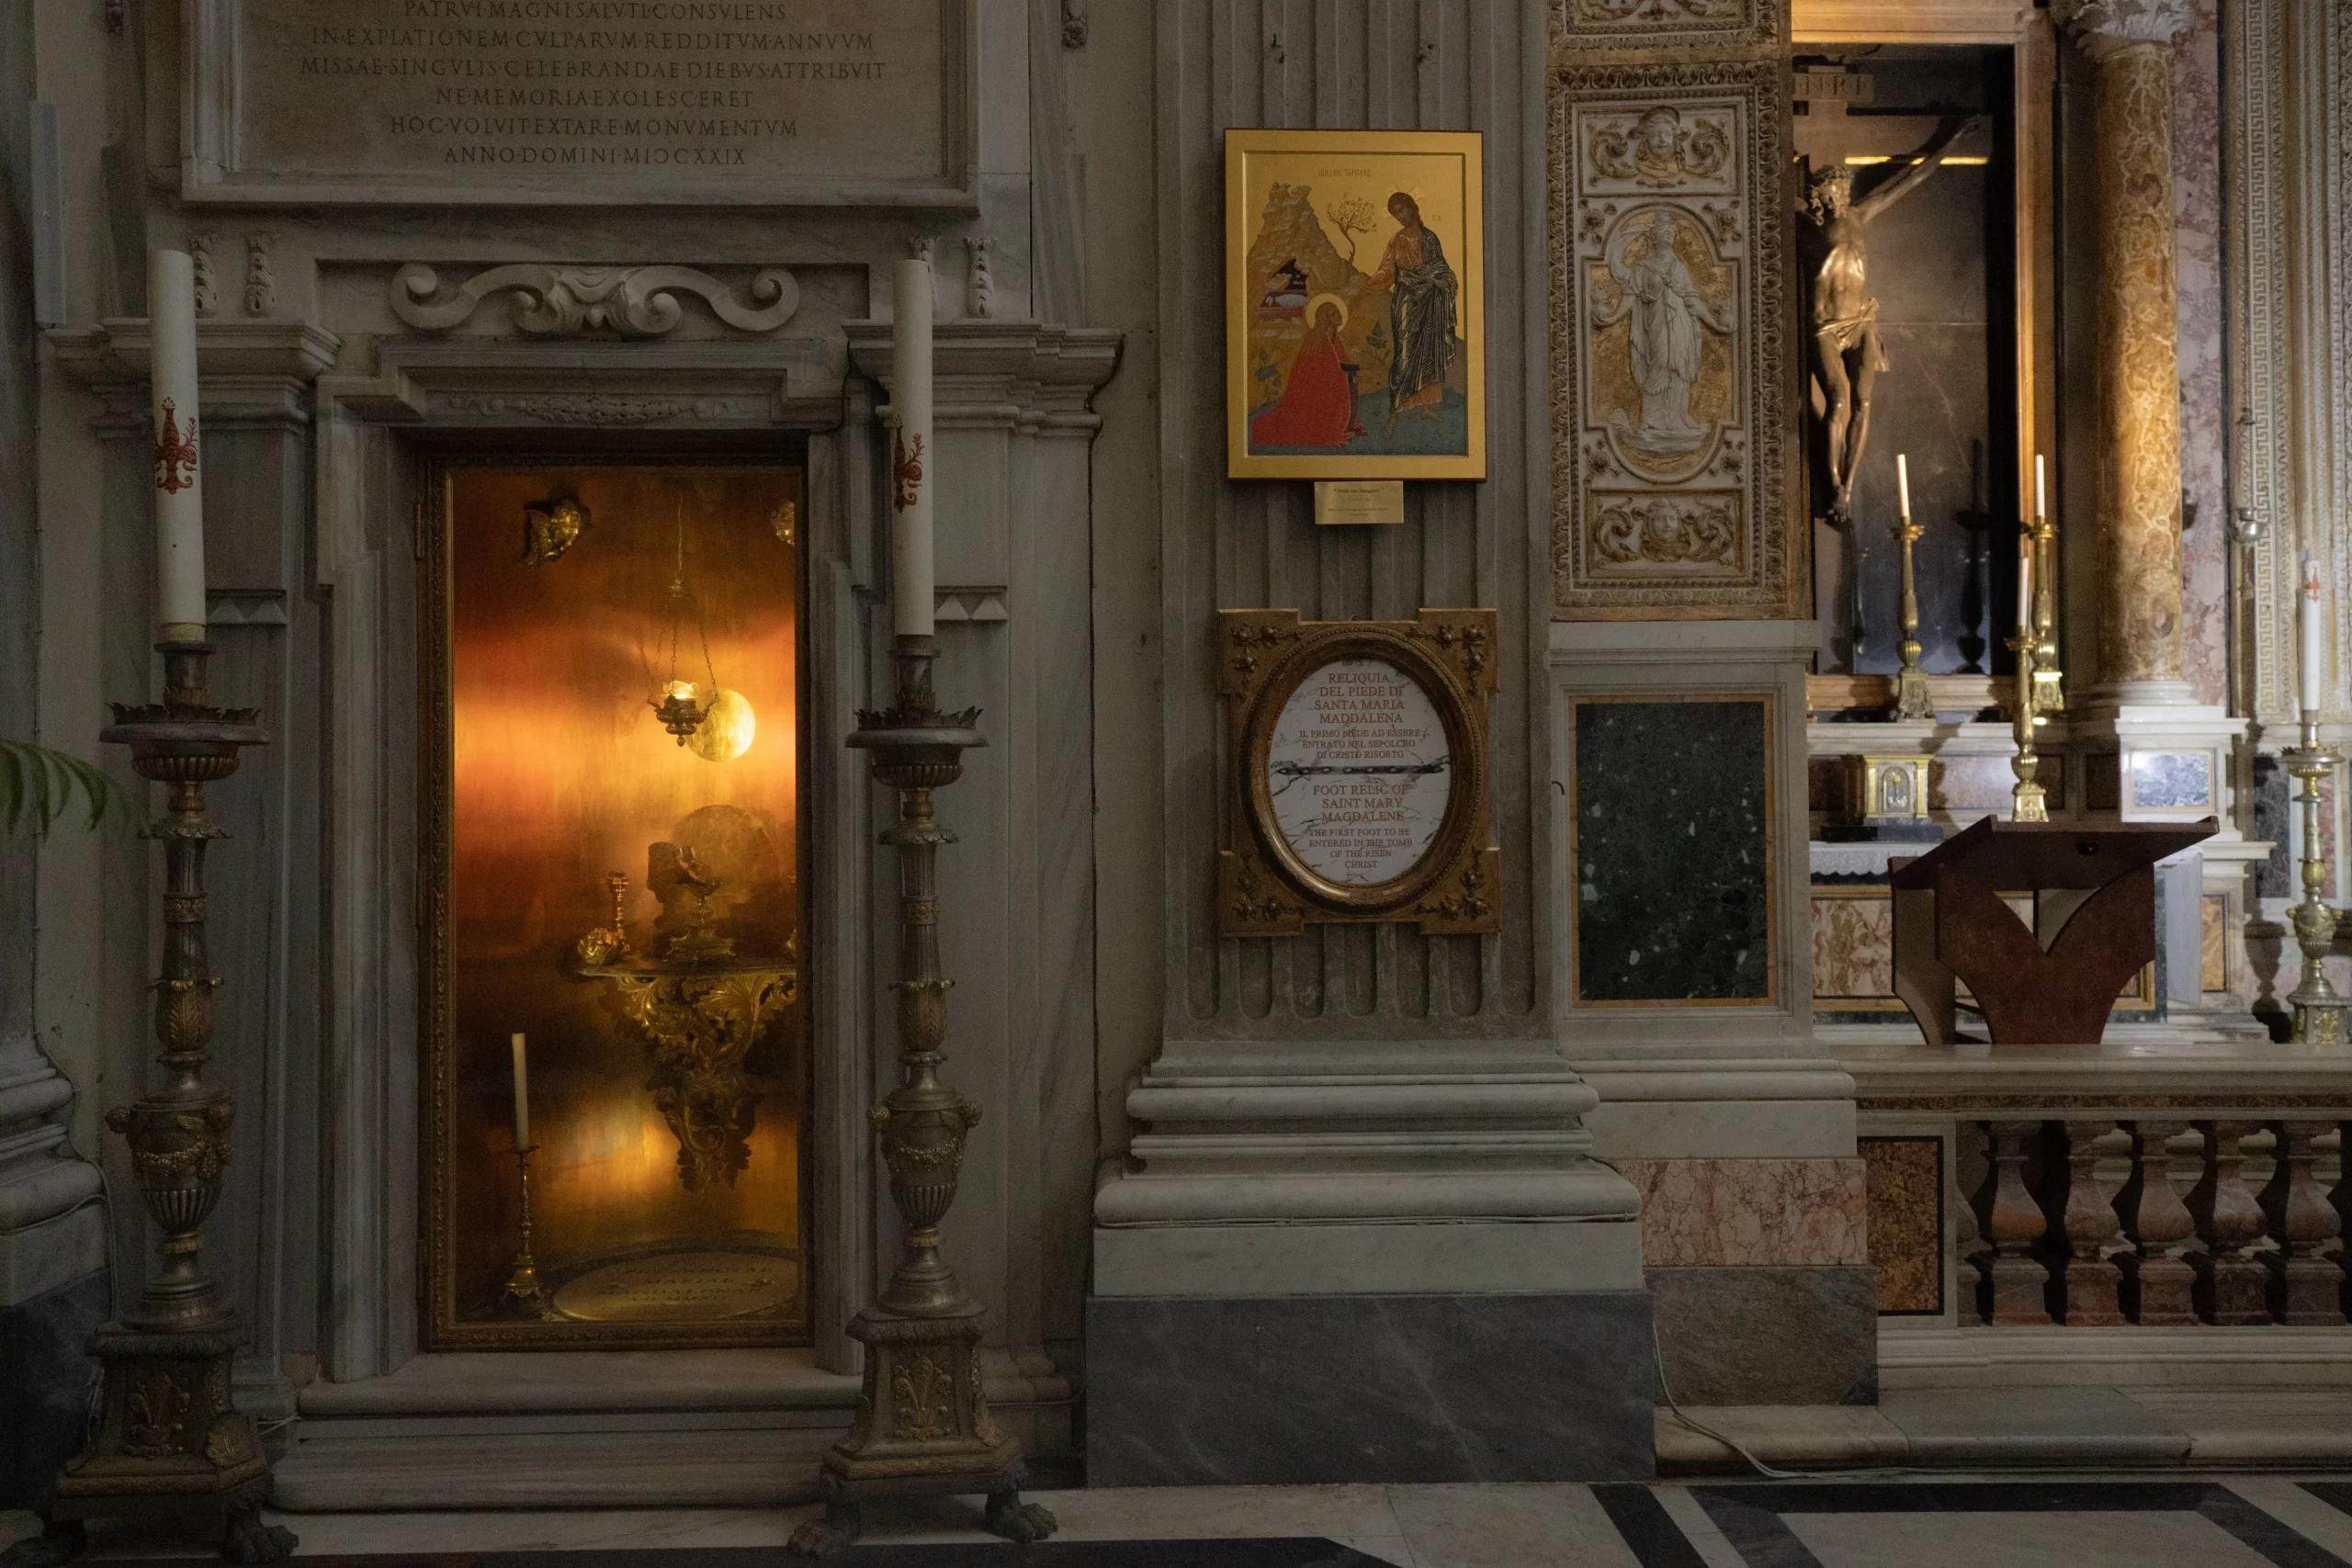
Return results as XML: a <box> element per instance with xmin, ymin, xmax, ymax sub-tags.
<box><xmin>20</xmin><ymin>641</ymin><xmax>294</xmax><ymax>1567</ymax></box>
<box><xmin>501</xmin><ymin>1145</ymin><xmax>557</xmax><ymax>1319</ymax></box>
<box><xmin>2283</xmin><ymin>713</ymin><xmax>2348</xmax><ymax>1045</ymax></box>
<box><xmin>786</xmin><ymin>634</ymin><xmax>1055</xmax><ymax>1559</ymax></box>
<box><xmin>1891</xmin><ymin>506</ymin><xmax>1933</xmax><ymax>722</ymax></box>
<box><xmin>2007</xmin><ymin>628</ymin><xmax>2048</xmax><ymax>823</ymax></box>
<box><xmin>2030</xmin><ymin>512</ymin><xmax>2065</xmax><ymax>716</ymax></box>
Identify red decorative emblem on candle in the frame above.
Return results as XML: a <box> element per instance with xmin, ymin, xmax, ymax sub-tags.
<box><xmin>153</xmin><ymin>400</ymin><xmax>199</xmax><ymax>494</ymax></box>
<box><xmin>890</xmin><ymin>431</ymin><xmax>924</xmax><ymax>512</ymax></box>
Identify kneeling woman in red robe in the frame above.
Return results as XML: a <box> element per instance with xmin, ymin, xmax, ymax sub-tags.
<box><xmin>1250</xmin><ymin>301</ymin><xmax>1357</xmax><ymax>447</ymax></box>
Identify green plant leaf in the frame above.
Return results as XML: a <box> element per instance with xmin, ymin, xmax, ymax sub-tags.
<box><xmin>0</xmin><ymin>739</ymin><xmax>124</xmax><ymax>835</ymax></box>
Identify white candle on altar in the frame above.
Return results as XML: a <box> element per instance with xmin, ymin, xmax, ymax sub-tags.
<box><xmin>889</xmin><ymin>255</ymin><xmax>935</xmax><ymax>637</ymax></box>
<box><xmin>1895</xmin><ymin>452</ymin><xmax>1912</xmax><ymax>518</ymax></box>
<box><xmin>509</xmin><ymin>1032</ymin><xmax>531</xmax><ymax>1149</ymax></box>
<box><xmin>2034</xmin><ymin>454</ymin><xmax>2047</xmax><ymax>522</ymax></box>
<box><xmin>2301</xmin><ymin>549</ymin><xmax>2324</xmax><ymax>714</ymax></box>
<box><xmin>2017</xmin><ymin>536</ymin><xmax>2034</xmax><ymax>634</ymax></box>
<box><xmin>148</xmin><ymin>249</ymin><xmax>208</xmax><ymax>640</ymax></box>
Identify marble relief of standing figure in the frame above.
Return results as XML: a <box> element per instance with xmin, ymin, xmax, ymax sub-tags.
<box><xmin>1800</xmin><ymin>115</ymin><xmax>1978</xmax><ymax>522</ymax></box>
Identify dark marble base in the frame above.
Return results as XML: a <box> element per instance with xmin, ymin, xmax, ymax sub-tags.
<box><xmin>1650</xmin><ymin>1267</ymin><xmax>1877</xmax><ymax>1406</ymax></box>
<box><xmin>1085</xmin><ymin>1292</ymin><xmax>1657</xmax><ymax>1485</ymax></box>
<box><xmin>1</xmin><ymin>1269</ymin><xmax>108</xmax><ymax>1510</ymax></box>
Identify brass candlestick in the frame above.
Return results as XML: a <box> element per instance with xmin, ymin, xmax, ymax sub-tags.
<box><xmin>2284</xmin><ymin>713</ymin><xmax>2347</xmax><ymax>1045</ymax></box>
<box><xmin>501</xmin><ymin>1145</ymin><xmax>557</xmax><ymax>1318</ymax></box>
<box><xmin>2030</xmin><ymin>515</ymin><xmax>2065</xmax><ymax>715</ymax></box>
<box><xmin>1892</xmin><ymin>508</ymin><xmax>1933</xmax><ymax>720</ymax></box>
<box><xmin>17</xmin><ymin>642</ymin><xmax>294</xmax><ymax>1568</ymax></box>
<box><xmin>2007</xmin><ymin>629</ymin><xmax>2048</xmax><ymax>822</ymax></box>
<box><xmin>786</xmin><ymin>635</ymin><xmax>1055</xmax><ymax>1560</ymax></box>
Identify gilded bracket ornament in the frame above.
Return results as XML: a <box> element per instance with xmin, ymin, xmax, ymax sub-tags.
<box><xmin>390</xmin><ymin>263</ymin><xmax>801</xmax><ymax>336</ymax></box>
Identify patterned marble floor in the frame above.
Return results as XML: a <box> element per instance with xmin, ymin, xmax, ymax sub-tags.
<box><xmin>14</xmin><ymin>1477</ymin><xmax>2352</xmax><ymax>1566</ymax></box>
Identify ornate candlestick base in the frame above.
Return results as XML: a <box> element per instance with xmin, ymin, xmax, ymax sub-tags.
<box><xmin>1891</xmin><ymin>514</ymin><xmax>1933</xmax><ymax>721</ymax></box>
<box><xmin>2285</xmin><ymin>716</ymin><xmax>2347</xmax><ymax>1045</ymax></box>
<box><xmin>15</xmin><ymin>643</ymin><xmax>293</xmax><ymax>1567</ymax></box>
<box><xmin>786</xmin><ymin>636</ymin><xmax>1054</xmax><ymax>1561</ymax></box>
<box><xmin>500</xmin><ymin>1145</ymin><xmax>558</xmax><ymax>1319</ymax></box>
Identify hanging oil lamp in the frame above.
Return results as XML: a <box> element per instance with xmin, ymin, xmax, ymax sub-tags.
<box><xmin>648</xmin><ymin>501</ymin><xmax>716</xmax><ymax>746</ymax></box>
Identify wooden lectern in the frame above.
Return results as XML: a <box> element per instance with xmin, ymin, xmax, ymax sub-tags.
<box><xmin>1890</xmin><ymin>817</ymin><xmax>2218</xmax><ymax>1046</ymax></box>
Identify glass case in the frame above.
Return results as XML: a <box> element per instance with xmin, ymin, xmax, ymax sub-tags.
<box><xmin>424</xmin><ymin>460</ymin><xmax>808</xmax><ymax>1347</ymax></box>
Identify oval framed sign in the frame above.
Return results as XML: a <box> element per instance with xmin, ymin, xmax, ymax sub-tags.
<box><xmin>1218</xmin><ymin>608</ymin><xmax>1499</xmax><ymax>935</ymax></box>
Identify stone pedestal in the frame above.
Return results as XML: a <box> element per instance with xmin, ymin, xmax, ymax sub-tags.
<box><xmin>1088</xmin><ymin>1038</ymin><xmax>1651</xmax><ymax>1481</ymax></box>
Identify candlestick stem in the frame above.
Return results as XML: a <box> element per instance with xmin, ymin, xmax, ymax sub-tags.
<box><xmin>502</xmin><ymin>1145</ymin><xmax>555</xmax><ymax>1317</ymax></box>
<box><xmin>2007</xmin><ymin>630</ymin><xmax>2048</xmax><ymax>823</ymax></box>
<box><xmin>1892</xmin><ymin>511</ymin><xmax>1931</xmax><ymax>720</ymax></box>
<box><xmin>2285</xmin><ymin>713</ymin><xmax>2347</xmax><ymax>1044</ymax></box>
<box><xmin>2030</xmin><ymin>516</ymin><xmax>2064</xmax><ymax>715</ymax></box>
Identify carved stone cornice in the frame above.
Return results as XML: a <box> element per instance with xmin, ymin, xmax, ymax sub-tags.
<box><xmin>844</xmin><ymin>321</ymin><xmax>1123</xmax><ymax>432</ymax></box>
<box><xmin>2053</xmin><ymin>0</ymin><xmax>2193</xmax><ymax>57</ymax></box>
<box><xmin>44</xmin><ymin>320</ymin><xmax>341</xmax><ymax>431</ymax></box>
<box><xmin>390</xmin><ymin>263</ymin><xmax>800</xmax><ymax>337</ymax></box>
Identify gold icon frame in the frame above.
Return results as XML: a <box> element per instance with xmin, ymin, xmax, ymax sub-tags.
<box><xmin>1225</xmin><ymin>129</ymin><xmax>1487</xmax><ymax>480</ymax></box>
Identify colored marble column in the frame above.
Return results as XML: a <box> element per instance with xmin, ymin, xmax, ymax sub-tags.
<box><xmin>2055</xmin><ymin>0</ymin><xmax>2194</xmax><ymax>697</ymax></box>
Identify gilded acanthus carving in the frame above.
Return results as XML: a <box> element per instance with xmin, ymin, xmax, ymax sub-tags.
<box><xmin>1551</xmin><ymin>0</ymin><xmax>1771</xmax><ymax>51</ymax></box>
<box><xmin>390</xmin><ymin>263</ymin><xmax>800</xmax><ymax>336</ymax></box>
<box><xmin>1551</xmin><ymin>61</ymin><xmax>1790</xmax><ymax>617</ymax></box>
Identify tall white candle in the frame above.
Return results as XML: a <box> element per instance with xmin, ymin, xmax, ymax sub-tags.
<box><xmin>2301</xmin><ymin>549</ymin><xmax>2324</xmax><ymax>714</ymax></box>
<box><xmin>2034</xmin><ymin>454</ymin><xmax>2047</xmax><ymax>522</ymax></box>
<box><xmin>1895</xmin><ymin>453</ymin><xmax>1912</xmax><ymax>518</ymax></box>
<box><xmin>889</xmin><ymin>256</ymin><xmax>935</xmax><ymax>638</ymax></box>
<box><xmin>509</xmin><ymin>1032</ymin><xmax>531</xmax><ymax>1149</ymax></box>
<box><xmin>2017</xmin><ymin>536</ymin><xmax>2033</xmax><ymax>633</ymax></box>
<box><xmin>149</xmin><ymin>249</ymin><xmax>208</xmax><ymax>640</ymax></box>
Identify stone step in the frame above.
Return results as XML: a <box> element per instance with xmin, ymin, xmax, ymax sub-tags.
<box><xmin>272</xmin><ymin>1425</ymin><xmax>842</xmax><ymax>1511</ymax></box>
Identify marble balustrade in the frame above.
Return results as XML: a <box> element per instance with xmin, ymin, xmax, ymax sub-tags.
<box><xmin>1935</xmin><ymin>1119</ymin><xmax>2349</xmax><ymax>1326</ymax></box>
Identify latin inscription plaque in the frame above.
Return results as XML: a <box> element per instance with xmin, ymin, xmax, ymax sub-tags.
<box><xmin>190</xmin><ymin>0</ymin><xmax>971</xmax><ymax>205</ymax></box>
<box><xmin>1266</xmin><ymin>657</ymin><xmax>1453</xmax><ymax>889</ymax></box>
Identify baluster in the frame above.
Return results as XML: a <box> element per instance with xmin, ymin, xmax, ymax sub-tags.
<box><xmin>2188</xmin><ymin>1120</ymin><xmax>2273</xmax><ymax>1325</ymax></box>
<box><xmin>2262</xmin><ymin>1119</ymin><xmax>2346</xmax><ymax>1325</ymax></box>
<box><xmin>1954</xmin><ymin>1123</ymin><xmax>1987</xmax><ymax>1325</ymax></box>
<box><xmin>2048</xmin><ymin>1120</ymin><xmax>2125</xmax><ymax>1325</ymax></box>
<box><xmin>2113</xmin><ymin>1120</ymin><xmax>2199</xmax><ymax>1325</ymax></box>
<box><xmin>1972</xmin><ymin>1120</ymin><xmax>2050</xmax><ymax>1324</ymax></box>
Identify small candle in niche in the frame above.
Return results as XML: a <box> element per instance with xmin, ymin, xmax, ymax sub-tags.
<box><xmin>2017</xmin><ymin>536</ymin><xmax>2034</xmax><ymax>635</ymax></box>
<box><xmin>149</xmin><ymin>249</ymin><xmax>208</xmax><ymax>640</ymax></box>
<box><xmin>2034</xmin><ymin>454</ymin><xmax>2047</xmax><ymax>522</ymax></box>
<box><xmin>509</xmin><ymin>1032</ymin><xmax>531</xmax><ymax>1149</ymax></box>
<box><xmin>888</xmin><ymin>254</ymin><xmax>935</xmax><ymax>637</ymax></box>
<box><xmin>1895</xmin><ymin>453</ymin><xmax>1912</xmax><ymax>518</ymax></box>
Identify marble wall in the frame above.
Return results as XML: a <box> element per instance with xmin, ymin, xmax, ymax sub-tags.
<box><xmin>2172</xmin><ymin>0</ymin><xmax>2228</xmax><ymax>709</ymax></box>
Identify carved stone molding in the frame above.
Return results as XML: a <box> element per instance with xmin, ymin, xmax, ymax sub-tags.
<box><xmin>1552</xmin><ymin>0</ymin><xmax>1776</xmax><ymax>52</ymax></box>
<box><xmin>435</xmin><ymin>392</ymin><xmax>739</xmax><ymax>426</ymax></box>
<box><xmin>1549</xmin><ymin>59</ymin><xmax>1794</xmax><ymax>618</ymax></box>
<box><xmin>390</xmin><ymin>264</ymin><xmax>801</xmax><ymax>337</ymax></box>
<box><xmin>2053</xmin><ymin>0</ymin><xmax>2193</xmax><ymax>55</ymax></box>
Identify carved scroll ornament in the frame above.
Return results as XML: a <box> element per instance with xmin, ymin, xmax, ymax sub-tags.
<box><xmin>390</xmin><ymin>263</ymin><xmax>800</xmax><ymax>336</ymax></box>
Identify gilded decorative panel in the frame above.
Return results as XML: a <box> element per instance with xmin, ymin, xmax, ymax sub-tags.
<box><xmin>1549</xmin><ymin>61</ymin><xmax>1795</xmax><ymax>619</ymax></box>
<box><xmin>1551</xmin><ymin>0</ymin><xmax>1779</xmax><ymax>53</ymax></box>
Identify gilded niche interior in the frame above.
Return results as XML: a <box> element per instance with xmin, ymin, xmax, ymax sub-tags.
<box><xmin>425</xmin><ymin>462</ymin><xmax>808</xmax><ymax>1347</ymax></box>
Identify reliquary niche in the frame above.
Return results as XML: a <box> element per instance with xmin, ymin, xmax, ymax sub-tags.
<box><xmin>1550</xmin><ymin>64</ymin><xmax>1792</xmax><ymax>618</ymax></box>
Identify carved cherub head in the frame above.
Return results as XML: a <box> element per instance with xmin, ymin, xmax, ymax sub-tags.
<box><xmin>1806</xmin><ymin>163</ymin><xmax>1854</xmax><ymax>221</ymax></box>
<box><xmin>1634</xmin><ymin>107</ymin><xmax>1682</xmax><ymax>165</ymax></box>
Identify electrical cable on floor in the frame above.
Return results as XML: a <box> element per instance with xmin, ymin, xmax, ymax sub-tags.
<box><xmin>1650</xmin><ymin>1316</ymin><xmax>1923</xmax><ymax>1481</ymax></box>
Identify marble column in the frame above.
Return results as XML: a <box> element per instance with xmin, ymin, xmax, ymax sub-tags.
<box><xmin>2058</xmin><ymin>0</ymin><xmax>2196</xmax><ymax>700</ymax></box>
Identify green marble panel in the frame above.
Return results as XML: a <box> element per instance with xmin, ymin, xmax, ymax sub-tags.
<box><xmin>1573</xmin><ymin>697</ymin><xmax>1772</xmax><ymax>1003</ymax></box>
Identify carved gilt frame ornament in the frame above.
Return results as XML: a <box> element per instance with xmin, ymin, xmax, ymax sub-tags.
<box><xmin>1549</xmin><ymin>60</ymin><xmax>1795</xmax><ymax>620</ymax></box>
<box><xmin>390</xmin><ymin>264</ymin><xmax>801</xmax><ymax>337</ymax></box>
<box><xmin>1551</xmin><ymin>0</ymin><xmax>1777</xmax><ymax>53</ymax></box>
<box><xmin>1217</xmin><ymin>609</ymin><xmax>1500</xmax><ymax>937</ymax></box>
